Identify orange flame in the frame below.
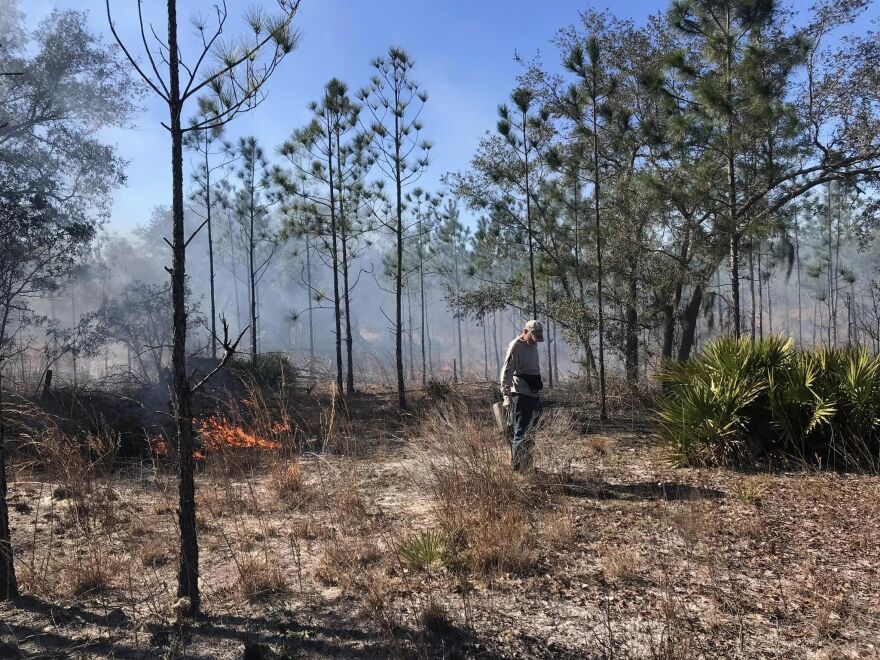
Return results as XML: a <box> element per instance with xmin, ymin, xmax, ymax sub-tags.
<box><xmin>196</xmin><ymin>415</ymin><xmax>283</xmax><ymax>452</ymax></box>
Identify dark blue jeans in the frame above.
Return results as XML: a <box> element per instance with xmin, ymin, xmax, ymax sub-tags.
<box><xmin>510</xmin><ymin>393</ymin><xmax>540</xmax><ymax>470</ymax></box>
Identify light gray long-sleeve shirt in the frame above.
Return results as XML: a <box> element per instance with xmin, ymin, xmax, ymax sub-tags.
<box><xmin>500</xmin><ymin>336</ymin><xmax>541</xmax><ymax>397</ymax></box>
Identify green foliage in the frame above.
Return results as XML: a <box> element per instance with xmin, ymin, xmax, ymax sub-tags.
<box><xmin>397</xmin><ymin>530</ymin><xmax>446</xmax><ymax>572</ymax></box>
<box><xmin>657</xmin><ymin>336</ymin><xmax>880</xmax><ymax>470</ymax></box>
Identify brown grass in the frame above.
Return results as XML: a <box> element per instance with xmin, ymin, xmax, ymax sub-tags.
<box><xmin>236</xmin><ymin>554</ymin><xmax>289</xmax><ymax>601</ymax></box>
<box><xmin>316</xmin><ymin>534</ymin><xmax>384</xmax><ymax>590</ymax></box>
<box><xmin>5</xmin><ymin>381</ymin><xmax>880</xmax><ymax>658</ymax></box>
<box><xmin>60</xmin><ymin>545</ymin><xmax>120</xmax><ymax>597</ymax></box>
<box><xmin>268</xmin><ymin>460</ymin><xmax>304</xmax><ymax>501</ymax></box>
<box><xmin>600</xmin><ymin>545</ymin><xmax>646</xmax><ymax>585</ymax></box>
<box><xmin>139</xmin><ymin>542</ymin><xmax>172</xmax><ymax>568</ymax></box>
<box><xmin>414</xmin><ymin>404</ymin><xmax>541</xmax><ymax>576</ymax></box>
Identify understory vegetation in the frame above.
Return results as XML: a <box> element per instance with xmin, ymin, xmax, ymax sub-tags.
<box><xmin>658</xmin><ymin>336</ymin><xmax>880</xmax><ymax>470</ymax></box>
<box><xmin>2</xmin><ymin>380</ymin><xmax>879</xmax><ymax>658</ymax></box>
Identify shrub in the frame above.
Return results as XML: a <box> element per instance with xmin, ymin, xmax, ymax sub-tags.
<box><xmin>231</xmin><ymin>352</ymin><xmax>296</xmax><ymax>390</ymax></box>
<box><xmin>657</xmin><ymin>336</ymin><xmax>880</xmax><ymax>470</ymax></box>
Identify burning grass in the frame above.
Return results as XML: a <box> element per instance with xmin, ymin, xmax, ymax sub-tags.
<box><xmin>197</xmin><ymin>415</ymin><xmax>286</xmax><ymax>452</ymax></box>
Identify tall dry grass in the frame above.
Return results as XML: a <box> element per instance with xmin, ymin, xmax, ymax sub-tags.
<box><xmin>413</xmin><ymin>404</ymin><xmax>538</xmax><ymax>575</ymax></box>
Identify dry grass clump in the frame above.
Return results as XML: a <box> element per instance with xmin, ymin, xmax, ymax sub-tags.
<box><xmin>316</xmin><ymin>534</ymin><xmax>401</xmax><ymax>633</ymax></box>
<box><xmin>357</xmin><ymin>569</ymin><xmax>395</xmax><ymax>626</ymax></box>
<box><xmin>730</xmin><ymin>475</ymin><xmax>770</xmax><ymax>506</ymax></box>
<box><xmin>419</xmin><ymin>598</ymin><xmax>454</xmax><ymax>637</ymax></box>
<box><xmin>328</xmin><ymin>473</ymin><xmax>368</xmax><ymax>524</ymax></box>
<box><xmin>139</xmin><ymin>542</ymin><xmax>172</xmax><ymax>568</ymax></box>
<box><xmin>316</xmin><ymin>534</ymin><xmax>384</xmax><ymax>590</ymax></box>
<box><xmin>600</xmin><ymin>545</ymin><xmax>646</xmax><ymax>585</ymax></box>
<box><xmin>667</xmin><ymin>502</ymin><xmax>711</xmax><ymax>550</ymax></box>
<box><xmin>269</xmin><ymin>461</ymin><xmax>304</xmax><ymax>501</ymax></box>
<box><xmin>415</xmin><ymin>405</ymin><xmax>538</xmax><ymax>576</ymax></box>
<box><xmin>15</xmin><ymin>562</ymin><xmax>53</xmax><ymax>599</ymax></box>
<box><xmin>236</xmin><ymin>554</ymin><xmax>289</xmax><ymax>601</ymax></box>
<box><xmin>541</xmin><ymin>507</ymin><xmax>576</xmax><ymax>550</ymax></box>
<box><xmin>19</xmin><ymin>422</ymin><xmax>120</xmax><ymax>535</ymax></box>
<box><xmin>811</xmin><ymin>583</ymin><xmax>859</xmax><ymax>640</ymax></box>
<box><xmin>60</xmin><ymin>545</ymin><xmax>120</xmax><ymax>597</ymax></box>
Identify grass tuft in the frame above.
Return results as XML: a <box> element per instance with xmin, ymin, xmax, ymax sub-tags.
<box><xmin>397</xmin><ymin>529</ymin><xmax>445</xmax><ymax>571</ymax></box>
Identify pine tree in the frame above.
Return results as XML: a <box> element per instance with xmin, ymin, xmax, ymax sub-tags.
<box><xmin>662</xmin><ymin>0</ymin><xmax>808</xmax><ymax>338</ymax></box>
<box><xmin>223</xmin><ymin>137</ymin><xmax>279</xmax><ymax>362</ymax></box>
<box><xmin>277</xmin><ymin>79</ymin><xmax>368</xmax><ymax>394</ymax></box>
<box><xmin>183</xmin><ymin>99</ymin><xmax>233</xmax><ymax>360</ymax></box>
<box><xmin>405</xmin><ymin>188</ymin><xmax>441</xmax><ymax>386</ymax></box>
<box><xmin>106</xmin><ymin>0</ymin><xmax>299</xmax><ymax>614</ymax></box>
<box><xmin>436</xmin><ymin>200</ymin><xmax>471</xmax><ymax>380</ymax></box>
<box><xmin>559</xmin><ymin>35</ymin><xmax>622</xmax><ymax>419</ymax></box>
<box><xmin>358</xmin><ymin>48</ymin><xmax>431</xmax><ymax>409</ymax></box>
<box><xmin>497</xmin><ymin>88</ymin><xmax>548</xmax><ymax>318</ymax></box>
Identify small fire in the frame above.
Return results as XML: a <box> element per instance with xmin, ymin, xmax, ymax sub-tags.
<box><xmin>196</xmin><ymin>415</ymin><xmax>283</xmax><ymax>452</ymax></box>
<box><xmin>148</xmin><ymin>434</ymin><xmax>170</xmax><ymax>457</ymax></box>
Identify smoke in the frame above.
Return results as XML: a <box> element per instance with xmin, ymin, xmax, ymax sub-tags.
<box><xmin>24</xmin><ymin>199</ymin><xmax>574</xmax><ymax>388</ymax></box>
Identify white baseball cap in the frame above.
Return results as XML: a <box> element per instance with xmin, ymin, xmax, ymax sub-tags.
<box><xmin>524</xmin><ymin>319</ymin><xmax>544</xmax><ymax>342</ymax></box>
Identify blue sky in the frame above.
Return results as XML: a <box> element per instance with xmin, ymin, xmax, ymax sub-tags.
<box><xmin>27</xmin><ymin>0</ymin><xmax>880</xmax><ymax>233</ymax></box>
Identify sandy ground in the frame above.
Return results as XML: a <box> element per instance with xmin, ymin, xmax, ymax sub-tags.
<box><xmin>1</xmin><ymin>393</ymin><xmax>879</xmax><ymax>659</ymax></box>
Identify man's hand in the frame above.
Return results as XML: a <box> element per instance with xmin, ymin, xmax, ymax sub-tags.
<box><xmin>501</xmin><ymin>387</ymin><xmax>511</xmax><ymax>408</ymax></box>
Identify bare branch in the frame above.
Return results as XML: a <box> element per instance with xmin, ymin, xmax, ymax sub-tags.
<box><xmin>190</xmin><ymin>314</ymin><xmax>248</xmax><ymax>394</ymax></box>
<box><xmin>105</xmin><ymin>0</ymin><xmax>170</xmax><ymax>102</ymax></box>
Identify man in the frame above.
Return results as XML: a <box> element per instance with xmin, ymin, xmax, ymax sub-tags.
<box><xmin>500</xmin><ymin>319</ymin><xmax>544</xmax><ymax>471</ymax></box>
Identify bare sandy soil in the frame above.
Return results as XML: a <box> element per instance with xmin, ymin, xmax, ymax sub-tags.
<box><xmin>1</xmin><ymin>388</ymin><xmax>879</xmax><ymax>659</ymax></box>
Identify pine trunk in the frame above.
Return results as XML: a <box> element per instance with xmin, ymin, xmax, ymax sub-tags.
<box><xmin>326</xmin><ymin>129</ymin><xmax>343</xmax><ymax>395</ymax></box>
<box><xmin>523</xmin><ymin>114</ymin><xmax>537</xmax><ymax>318</ymax></box>
<box><xmin>795</xmin><ymin>211</ymin><xmax>803</xmax><ymax>345</ymax></box>
<box><xmin>407</xmin><ymin>286</ymin><xmax>415</xmax><ymax>382</ymax></box>
<box><xmin>205</xmin><ymin>144</ymin><xmax>217</xmax><ymax>360</ymax></box>
<box><xmin>492</xmin><ymin>310</ymin><xmax>500</xmax><ymax>375</ymax></box>
<box><xmin>394</xmin><ymin>109</ymin><xmax>406</xmax><ymax>408</ymax></box>
<box><xmin>419</xmin><ymin>219</ymin><xmax>427</xmax><ymax>387</ymax></box>
<box><xmin>168</xmin><ymin>0</ymin><xmax>199</xmax><ymax>614</ymax></box>
<box><xmin>625</xmin><ymin>269</ymin><xmax>638</xmax><ymax>382</ymax></box>
<box><xmin>749</xmin><ymin>241</ymin><xmax>756</xmax><ymax>338</ymax></box>
<box><xmin>592</xmin><ymin>82</ymin><xmax>607</xmax><ymax>420</ymax></box>
<box><xmin>757</xmin><ymin>242</ymin><xmax>763</xmax><ymax>340</ymax></box>
<box><xmin>482</xmin><ymin>320</ymin><xmax>489</xmax><ymax>381</ymax></box>
<box><xmin>336</xmin><ymin>142</ymin><xmax>355</xmax><ymax>395</ymax></box>
<box><xmin>249</xmin><ymin>188</ymin><xmax>258</xmax><ymax>361</ymax></box>
<box><xmin>306</xmin><ymin>238</ymin><xmax>315</xmax><ymax>383</ymax></box>
<box><xmin>454</xmin><ymin>248</ymin><xmax>464</xmax><ymax>382</ymax></box>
